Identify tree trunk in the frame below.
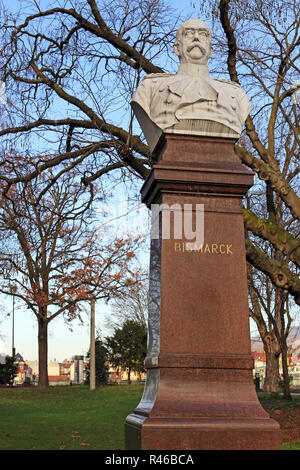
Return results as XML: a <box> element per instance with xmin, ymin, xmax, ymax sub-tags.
<box><xmin>263</xmin><ymin>347</ymin><xmax>280</xmax><ymax>392</ymax></box>
<box><xmin>38</xmin><ymin>318</ymin><xmax>49</xmax><ymax>388</ymax></box>
<box><xmin>127</xmin><ymin>368</ymin><xmax>131</xmax><ymax>385</ymax></box>
<box><xmin>246</xmin><ymin>264</ymin><xmax>281</xmax><ymax>392</ymax></box>
<box><xmin>281</xmin><ymin>345</ymin><xmax>292</xmax><ymax>400</ymax></box>
<box><xmin>262</xmin><ymin>332</ymin><xmax>280</xmax><ymax>392</ymax></box>
<box><xmin>275</xmin><ymin>286</ymin><xmax>292</xmax><ymax>400</ymax></box>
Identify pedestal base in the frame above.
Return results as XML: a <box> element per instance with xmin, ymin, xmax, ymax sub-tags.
<box><xmin>125</xmin><ymin>416</ymin><xmax>281</xmax><ymax>450</ymax></box>
<box><xmin>125</xmin><ymin>365</ymin><xmax>281</xmax><ymax>450</ymax></box>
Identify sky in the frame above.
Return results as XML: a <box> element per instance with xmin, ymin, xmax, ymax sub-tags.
<box><xmin>0</xmin><ymin>0</ymin><xmax>267</xmax><ymax>363</ymax></box>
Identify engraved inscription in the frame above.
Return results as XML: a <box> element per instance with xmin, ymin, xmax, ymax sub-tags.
<box><xmin>174</xmin><ymin>242</ymin><xmax>233</xmax><ymax>254</ymax></box>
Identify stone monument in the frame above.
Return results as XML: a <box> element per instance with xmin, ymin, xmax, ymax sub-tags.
<box><xmin>125</xmin><ymin>18</ymin><xmax>282</xmax><ymax>450</ymax></box>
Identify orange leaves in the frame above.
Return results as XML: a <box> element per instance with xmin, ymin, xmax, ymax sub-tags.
<box><xmin>126</xmin><ymin>251</ymin><xmax>134</xmax><ymax>261</ymax></box>
<box><xmin>56</xmin><ymin>236</ymin><xmax>144</xmax><ymax>305</ymax></box>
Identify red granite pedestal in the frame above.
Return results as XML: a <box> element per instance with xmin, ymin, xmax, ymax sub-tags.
<box><xmin>125</xmin><ymin>134</ymin><xmax>282</xmax><ymax>450</ymax></box>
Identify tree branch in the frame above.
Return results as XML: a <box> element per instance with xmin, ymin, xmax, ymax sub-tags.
<box><xmin>245</xmin><ymin>238</ymin><xmax>300</xmax><ymax>305</ymax></box>
<box><xmin>235</xmin><ymin>145</ymin><xmax>300</xmax><ymax>220</ymax></box>
<box><xmin>243</xmin><ymin>208</ymin><xmax>300</xmax><ymax>268</ymax></box>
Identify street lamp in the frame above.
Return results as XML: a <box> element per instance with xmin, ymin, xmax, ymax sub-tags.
<box><xmin>90</xmin><ymin>298</ymin><xmax>96</xmax><ymax>390</ymax></box>
<box><xmin>7</xmin><ymin>289</ymin><xmax>16</xmax><ymax>359</ymax></box>
<box><xmin>12</xmin><ymin>295</ymin><xmax>15</xmax><ymax>358</ymax></box>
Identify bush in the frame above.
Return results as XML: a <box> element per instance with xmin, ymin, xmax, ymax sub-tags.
<box><xmin>0</xmin><ymin>356</ymin><xmax>17</xmax><ymax>386</ymax></box>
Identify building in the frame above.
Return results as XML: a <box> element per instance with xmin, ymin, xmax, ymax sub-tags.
<box><xmin>13</xmin><ymin>356</ymin><xmax>87</xmax><ymax>386</ymax></box>
<box><xmin>72</xmin><ymin>355</ymin><xmax>84</xmax><ymax>384</ymax></box>
<box><xmin>14</xmin><ymin>353</ymin><xmax>33</xmax><ymax>385</ymax></box>
<box><xmin>48</xmin><ymin>375</ymin><xmax>70</xmax><ymax>386</ymax></box>
<box><xmin>59</xmin><ymin>360</ymin><xmax>74</xmax><ymax>376</ymax></box>
<box><xmin>26</xmin><ymin>361</ymin><xmax>39</xmax><ymax>378</ymax></box>
<box><xmin>48</xmin><ymin>360</ymin><xmax>60</xmax><ymax>376</ymax></box>
<box><xmin>107</xmin><ymin>364</ymin><xmax>146</xmax><ymax>383</ymax></box>
<box><xmin>46</xmin><ymin>357</ymin><xmax>85</xmax><ymax>385</ymax></box>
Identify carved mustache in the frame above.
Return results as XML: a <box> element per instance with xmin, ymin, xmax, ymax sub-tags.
<box><xmin>187</xmin><ymin>43</ymin><xmax>206</xmax><ymax>54</ymax></box>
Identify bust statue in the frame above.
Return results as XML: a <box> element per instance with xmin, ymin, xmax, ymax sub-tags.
<box><xmin>131</xmin><ymin>18</ymin><xmax>252</xmax><ymax>152</ymax></box>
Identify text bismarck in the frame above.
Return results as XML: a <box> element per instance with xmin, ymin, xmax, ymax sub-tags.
<box><xmin>105</xmin><ymin>454</ymin><xmax>195</xmax><ymax>466</ymax></box>
<box><xmin>174</xmin><ymin>242</ymin><xmax>233</xmax><ymax>254</ymax></box>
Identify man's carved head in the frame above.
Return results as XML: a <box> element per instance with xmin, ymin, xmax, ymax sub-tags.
<box><xmin>173</xmin><ymin>18</ymin><xmax>213</xmax><ymax>65</ymax></box>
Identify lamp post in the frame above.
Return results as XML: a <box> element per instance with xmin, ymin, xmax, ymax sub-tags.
<box><xmin>90</xmin><ymin>299</ymin><xmax>96</xmax><ymax>390</ymax></box>
<box><xmin>12</xmin><ymin>295</ymin><xmax>15</xmax><ymax>358</ymax></box>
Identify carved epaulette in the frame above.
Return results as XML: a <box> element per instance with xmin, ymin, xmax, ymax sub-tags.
<box><xmin>144</xmin><ymin>73</ymin><xmax>175</xmax><ymax>79</ymax></box>
<box><xmin>214</xmin><ymin>78</ymin><xmax>241</xmax><ymax>87</ymax></box>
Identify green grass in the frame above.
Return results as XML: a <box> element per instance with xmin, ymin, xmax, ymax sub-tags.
<box><xmin>258</xmin><ymin>391</ymin><xmax>300</xmax><ymax>409</ymax></box>
<box><xmin>0</xmin><ymin>387</ymin><xmax>299</xmax><ymax>450</ymax></box>
<box><xmin>0</xmin><ymin>384</ymin><xmax>144</xmax><ymax>450</ymax></box>
<box><xmin>283</xmin><ymin>442</ymin><xmax>300</xmax><ymax>450</ymax></box>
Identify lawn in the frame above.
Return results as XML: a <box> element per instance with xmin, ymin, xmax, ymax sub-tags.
<box><xmin>0</xmin><ymin>384</ymin><xmax>144</xmax><ymax>450</ymax></box>
<box><xmin>0</xmin><ymin>385</ymin><xmax>299</xmax><ymax>450</ymax></box>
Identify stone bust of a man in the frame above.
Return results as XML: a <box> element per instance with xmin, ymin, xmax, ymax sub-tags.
<box><xmin>131</xmin><ymin>18</ymin><xmax>252</xmax><ymax>152</ymax></box>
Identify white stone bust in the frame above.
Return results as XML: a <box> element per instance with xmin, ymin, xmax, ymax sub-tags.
<box><xmin>131</xmin><ymin>18</ymin><xmax>252</xmax><ymax>152</ymax></box>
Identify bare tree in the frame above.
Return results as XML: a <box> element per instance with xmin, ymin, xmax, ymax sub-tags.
<box><xmin>106</xmin><ymin>281</ymin><xmax>148</xmax><ymax>330</ymax></box>
<box><xmin>0</xmin><ymin>158</ymin><xmax>144</xmax><ymax>387</ymax></box>
<box><xmin>248</xmin><ymin>262</ymin><xmax>295</xmax><ymax>397</ymax></box>
<box><xmin>208</xmin><ymin>0</ymin><xmax>300</xmax><ymax>398</ymax></box>
<box><xmin>0</xmin><ymin>0</ymin><xmax>179</xmax><ymax>188</ymax></box>
<box><xmin>203</xmin><ymin>0</ymin><xmax>300</xmax><ymax>304</ymax></box>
